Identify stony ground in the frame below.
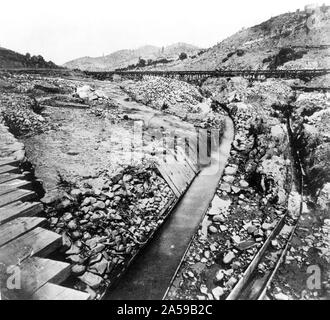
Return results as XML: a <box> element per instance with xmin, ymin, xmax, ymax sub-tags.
<box><xmin>1</xmin><ymin>73</ymin><xmax>206</xmax><ymax>196</ymax></box>
<box><xmin>1</xmin><ymin>71</ymin><xmax>329</xmax><ymax>300</ymax></box>
<box><xmin>166</xmin><ymin>78</ymin><xmax>295</xmax><ymax>300</ymax></box>
<box><xmin>0</xmin><ymin>71</ymin><xmax>225</xmax><ymax>299</ymax></box>
<box><xmin>46</xmin><ymin>163</ymin><xmax>175</xmax><ymax>299</ymax></box>
<box><xmin>166</xmin><ymin>77</ymin><xmax>330</xmax><ymax>301</ymax></box>
<box><xmin>121</xmin><ymin>76</ymin><xmax>226</xmax><ymax>128</ymax></box>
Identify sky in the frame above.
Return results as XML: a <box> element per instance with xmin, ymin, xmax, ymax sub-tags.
<box><xmin>0</xmin><ymin>0</ymin><xmax>328</xmax><ymax>65</ymax></box>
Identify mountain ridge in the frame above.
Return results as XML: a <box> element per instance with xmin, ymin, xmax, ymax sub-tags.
<box><xmin>63</xmin><ymin>43</ymin><xmax>201</xmax><ymax>71</ymax></box>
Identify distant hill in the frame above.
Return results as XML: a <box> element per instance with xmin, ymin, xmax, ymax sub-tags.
<box><xmin>0</xmin><ymin>47</ymin><xmax>58</xmax><ymax>69</ymax></box>
<box><xmin>146</xmin><ymin>5</ymin><xmax>330</xmax><ymax>71</ymax></box>
<box><xmin>63</xmin><ymin>43</ymin><xmax>201</xmax><ymax>71</ymax></box>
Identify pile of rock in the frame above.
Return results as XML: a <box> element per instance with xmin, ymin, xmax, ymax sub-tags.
<box><xmin>294</xmin><ymin>92</ymin><xmax>329</xmax><ymax>117</ymax></box>
<box><xmin>202</xmin><ymin>77</ymin><xmax>249</xmax><ymax>104</ymax></box>
<box><xmin>121</xmin><ymin>76</ymin><xmax>203</xmax><ymax>112</ymax></box>
<box><xmin>203</xmin><ymin>77</ymin><xmax>293</xmax><ymax>110</ymax></box>
<box><xmin>45</xmin><ymin>165</ymin><xmax>174</xmax><ymax>299</ymax></box>
<box><xmin>121</xmin><ymin>76</ymin><xmax>227</xmax><ymax>129</ymax></box>
<box><xmin>0</xmin><ymin>94</ymin><xmax>53</xmax><ymax>136</ymax></box>
<box><xmin>0</xmin><ymin>72</ymin><xmax>78</xmax><ymax>95</ymax></box>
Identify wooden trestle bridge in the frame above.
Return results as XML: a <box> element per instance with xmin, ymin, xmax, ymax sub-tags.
<box><xmin>85</xmin><ymin>68</ymin><xmax>330</xmax><ymax>81</ymax></box>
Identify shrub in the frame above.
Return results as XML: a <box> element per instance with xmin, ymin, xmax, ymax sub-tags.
<box><xmin>179</xmin><ymin>52</ymin><xmax>188</xmax><ymax>60</ymax></box>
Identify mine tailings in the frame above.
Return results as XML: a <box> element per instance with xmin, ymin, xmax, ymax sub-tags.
<box><xmin>104</xmin><ymin>117</ymin><xmax>234</xmax><ymax>300</ymax></box>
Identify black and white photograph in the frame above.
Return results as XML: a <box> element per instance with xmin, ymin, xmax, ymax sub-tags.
<box><xmin>0</xmin><ymin>0</ymin><xmax>329</xmax><ymax>308</ymax></box>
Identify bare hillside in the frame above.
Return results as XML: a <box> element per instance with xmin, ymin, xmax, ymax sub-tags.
<box><xmin>147</xmin><ymin>6</ymin><xmax>330</xmax><ymax>71</ymax></box>
<box><xmin>63</xmin><ymin>43</ymin><xmax>201</xmax><ymax>71</ymax></box>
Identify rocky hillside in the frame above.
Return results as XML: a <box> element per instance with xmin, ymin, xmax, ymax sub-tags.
<box><xmin>149</xmin><ymin>5</ymin><xmax>330</xmax><ymax>71</ymax></box>
<box><xmin>63</xmin><ymin>43</ymin><xmax>201</xmax><ymax>71</ymax></box>
<box><xmin>0</xmin><ymin>47</ymin><xmax>58</xmax><ymax>69</ymax></box>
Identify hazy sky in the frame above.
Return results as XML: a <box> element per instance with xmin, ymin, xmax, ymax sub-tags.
<box><xmin>0</xmin><ymin>0</ymin><xmax>327</xmax><ymax>64</ymax></box>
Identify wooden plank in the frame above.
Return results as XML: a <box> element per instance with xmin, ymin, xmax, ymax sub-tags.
<box><xmin>178</xmin><ymin>162</ymin><xmax>195</xmax><ymax>188</ymax></box>
<box><xmin>169</xmin><ymin>166</ymin><xmax>187</xmax><ymax>194</ymax></box>
<box><xmin>0</xmin><ymin>157</ymin><xmax>20</xmax><ymax>167</ymax></box>
<box><xmin>0</xmin><ymin>201</ymin><xmax>43</xmax><ymax>225</ymax></box>
<box><xmin>0</xmin><ymin>189</ymin><xmax>36</xmax><ymax>207</ymax></box>
<box><xmin>197</xmin><ymin>129</ymin><xmax>210</xmax><ymax>166</ymax></box>
<box><xmin>175</xmin><ymin>149</ymin><xmax>196</xmax><ymax>184</ymax></box>
<box><xmin>2</xmin><ymin>257</ymin><xmax>71</xmax><ymax>300</ymax></box>
<box><xmin>0</xmin><ymin>227</ymin><xmax>62</xmax><ymax>266</ymax></box>
<box><xmin>177</xmin><ymin>148</ymin><xmax>199</xmax><ymax>174</ymax></box>
<box><xmin>156</xmin><ymin>161</ymin><xmax>181</xmax><ymax>198</ymax></box>
<box><xmin>185</xmin><ymin>137</ymin><xmax>199</xmax><ymax>170</ymax></box>
<box><xmin>0</xmin><ymin>188</ymin><xmax>16</xmax><ymax>197</ymax></box>
<box><xmin>32</xmin><ymin>283</ymin><xmax>90</xmax><ymax>300</ymax></box>
<box><xmin>226</xmin><ymin>215</ymin><xmax>287</xmax><ymax>300</ymax></box>
<box><xmin>186</xmin><ymin>148</ymin><xmax>199</xmax><ymax>173</ymax></box>
<box><xmin>160</xmin><ymin>149</ymin><xmax>197</xmax><ymax>196</ymax></box>
<box><xmin>0</xmin><ymin>173</ymin><xmax>25</xmax><ymax>184</ymax></box>
<box><xmin>157</xmin><ymin>149</ymin><xmax>198</xmax><ymax>199</ymax></box>
<box><xmin>0</xmin><ymin>217</ymin><xmax>46</xmax><ymax>247</ymax></box>
<box><xmin>0</xmin><ymin>141</ymin><xmax>24</xmax><ymax>151</ymax></box>
<box><xmin>182</xmin><ymin>157</ymin><xmax>197</xmax><ymax>181</ymax></box>
<box><xmin>0</xmin><ymin>165</ymin><xmax>20</xmax><ymax>175</ymax></box>
<box><xmin>0</xmin><ymin>179</ymin><xmax>32</xmax><ymax>192</ymax></box>
<box><xmin>51</xmin><ymin>101</ymin><xmax>89</xmax><ymax>109</ymax></box>
<box><xmin>164</xmin><ymin>154</ymin><xmax>188</xmax><ymax>194</ymax></box>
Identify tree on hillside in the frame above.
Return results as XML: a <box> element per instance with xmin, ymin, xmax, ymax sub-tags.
<box><xmin>137</xmin><ymin>57</ymin><xmax>146</xmax><ymax>67</ymax></box>
<box><xmin>179</xmin><ymin>52</ymin><xmax>188</xmax><ymax>60</ymax></box>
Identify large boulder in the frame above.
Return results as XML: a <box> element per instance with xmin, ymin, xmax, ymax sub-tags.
<box><xmin>76</xmin><ymin>86</ymin><xmax>108</xmax><ymax>101</ymax></box>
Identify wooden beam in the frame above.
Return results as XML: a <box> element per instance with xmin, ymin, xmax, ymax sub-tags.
<box><xmin>32</xmin><ymin>283</ymin><xmax>90</xmax><ymax>300</ymax></box>
<box><xmin>0</xmin><ymin>189</ymin><xmax>36</xmax><ymax>208</ymax></box>
<box><xmin>0</xmin><ymin>158</ymin><xmax>20</xmax><ymax>168</ymax></box>
<box><xmin>0</xmin><ymin>173</ymin><xmax>26</xmax><ymax>184</ymax></box>
<box><xmin>0</xmin><ymin>165</ymin><xmax>20</xmax><ymax>175</ymax></box>
<box><xmin>0</xmin><ymin>217</ymin><xmax>46</xmax><ymax>247</ymax></box>
<box><xmin>0</xmin><ymin>201</ymin><xmax>43</xmax><ymax>225</ymax></box>
<box><xmin>0</xmin><ymin>227</ymin><xmax>62</xmax><ymax>266</ymax></box>
<box><xmin>0</xmin><ymin>179</ymin><xmax>32</xmax><ymax>192</ymax></box>
<box><xmin>2</xmin><ymin>257</ymin><xmax>71</xmax><ymax>300</ymax></box>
